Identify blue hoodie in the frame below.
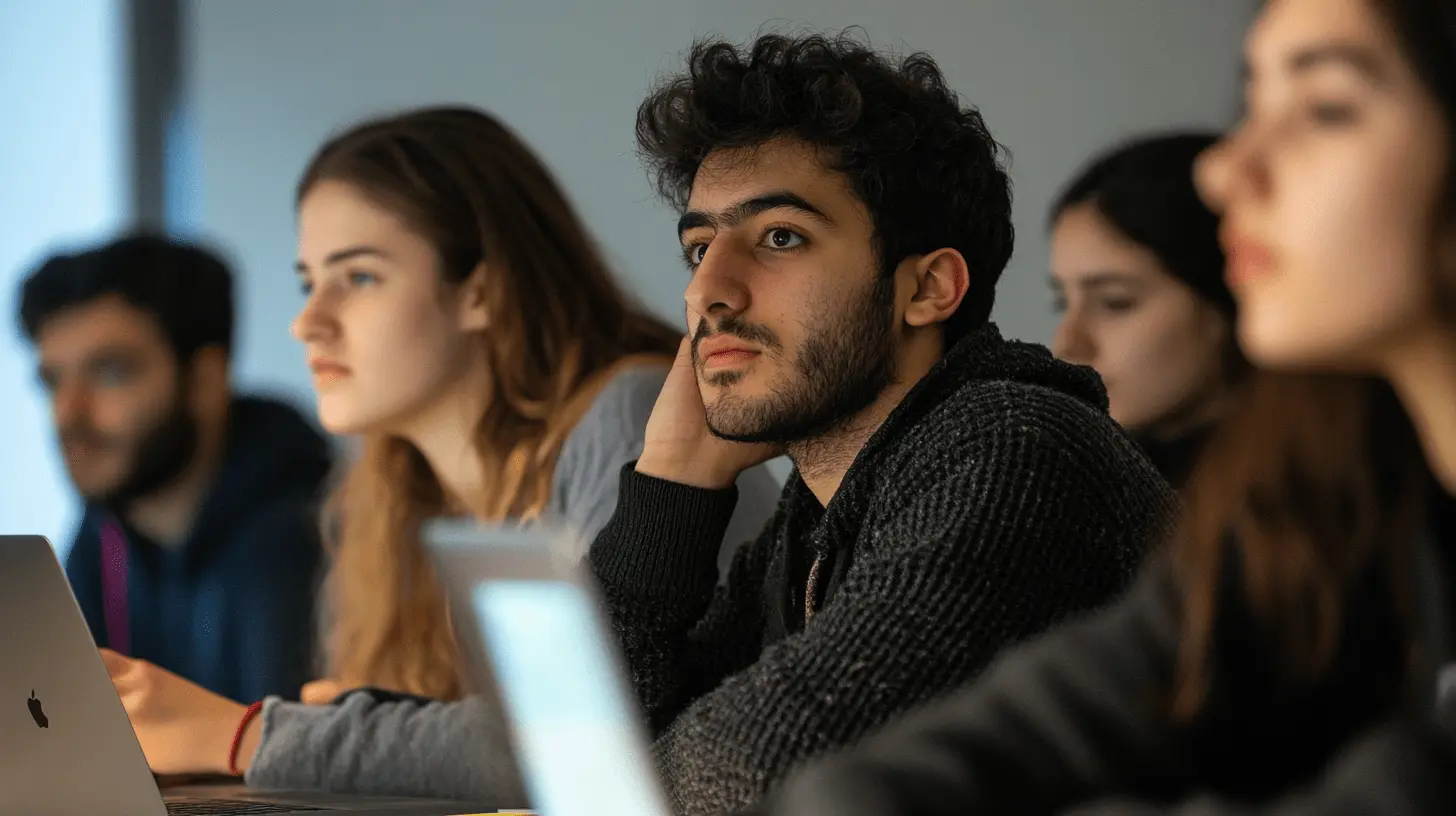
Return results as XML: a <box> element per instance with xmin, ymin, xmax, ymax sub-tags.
<box><xmin>65</xmin><ymin>395</ymin><xmax>333</xmax><ymax>703</ymax></box>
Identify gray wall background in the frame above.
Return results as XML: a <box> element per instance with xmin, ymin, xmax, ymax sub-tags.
<box><xmin>186</xmin><ymin>0</ymin><xmax>1253</xmax><ymax>409</ymax></box>
<box><xmin>0</xmin><ymin>1</ymin><xmax>1256</xmax><ymax>541</ymax></box>
<box><xmin>1</xmin><ymin>0</ymin><xmax>130</xmax><ymax>554</ymax></box>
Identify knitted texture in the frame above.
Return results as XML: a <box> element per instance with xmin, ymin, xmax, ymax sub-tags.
<box><xmin>588</xmin><ymin>322</ymin><xmax>1175</xmax><ymax>816</ymax></box>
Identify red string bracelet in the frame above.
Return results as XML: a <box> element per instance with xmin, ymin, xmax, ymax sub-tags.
<box><xmin>228</xmin><ymin>701</ymin><xmax>265</xmax><ymax>777</ymax></box>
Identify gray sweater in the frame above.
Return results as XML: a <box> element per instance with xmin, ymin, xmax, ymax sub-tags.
<box><xmin>243</xmin><ymin>364</ymin><xmax>783</xmax><ymax>801</ymax></box>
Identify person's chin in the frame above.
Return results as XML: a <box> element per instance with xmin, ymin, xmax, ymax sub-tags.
<box><xmin>703</xmin><ymin>379</ymin><xmax>773</xmax><ymax>411</ymax></box>
<box><xmin>77</xmin><ymin>480</ymin><xmax>124</xmax><ymax>504</ymax></box>
<box><xmin>704</xmin><ymin>410</ymin><xmax>772</xmax><ymax>443</ymax></box>
<box><xmin>67</xmin><ymin>461</ymin><xmax>122</xmax><ymax>499</ymax></box>
<box><xmin>1238</xmin><ymin>311</ymin><xmax>1341</xmax><ymax>371</ymax></box>
<box><xmin>79</xmin><ymin>471</ymin><xmax>135</xmax><ymax>506</ymax></box>
<box><xmin>316</xmin><ymin>401</ymin><xmax>370</xmax><ymax>436</ymax></box>
<box><xmin>700</xmin><ymin>360</ymin><xmax>769</xmax><ymax>392</ymax></box>
<box><xmin>1236</xmin><ymin>324</ymin><xmax>1284</xmax><ymax>369</ymax></box>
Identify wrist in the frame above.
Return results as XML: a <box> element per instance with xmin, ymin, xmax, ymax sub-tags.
<box><xmin>634</xmin><ymin>453</ymin><xmax>738</xmax><ymax>491</ymax></box>
<box><xmin>224</xmin><ymin>701</ymin><xmax>265</xmax><ymax>777</ymax></box>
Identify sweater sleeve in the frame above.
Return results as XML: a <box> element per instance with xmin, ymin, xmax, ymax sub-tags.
<box><xmin>553</xmin><ymin>365</ymin><xmax>782</xmax><ymax>566</ymax></box>
<box><xmin>244</xmin><ymin>692</ymin><xmax>527</xmax><ymax>805</ymax></box>
<box><xmin>1060</xmin><ymin>717</ymin><xmax>1456</xmax><ymax>815</ymax></box>
<box><xmin>762</xmin><ymin>566</ymin><xmax>1190</xmax><ymax>816</ymax></box>
<box><xmin>635</xmin><ymin>409</ymin><xmax>1166</xmax><ymax>816</ymax></box>
<box><xmin>589</xmin><ymin>465</ymin><xmax>780</xmax><ymax>734</ymax></box>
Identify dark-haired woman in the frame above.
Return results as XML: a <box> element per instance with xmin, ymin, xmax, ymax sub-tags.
<box><xmin>1051</xmin><ymin>132</ymin><xmax>1244</xmax><ymax>490</ymax></box>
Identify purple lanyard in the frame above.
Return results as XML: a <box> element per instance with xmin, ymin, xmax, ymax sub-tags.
<box><xmin>99</xmin><ymin>519</ymin><xmax>130</xmax><ymax>654</ymax></box>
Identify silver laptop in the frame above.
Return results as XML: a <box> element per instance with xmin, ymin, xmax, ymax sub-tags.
<box><xmin>0</xmin><ymin>534</ymin><xmax>504</xmax><ymax>816</ymax></box>
<box><xmin>423</xmin><ymin>520</ymin><xmax>672</xmax><ymax>816</ymax></box>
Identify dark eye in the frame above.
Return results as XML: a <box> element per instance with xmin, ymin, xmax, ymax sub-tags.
<box><xmin>93</xmin><ymin>361</ymin><xmax>134</xmax><ymax>388</ymax></box>
<box><xmin>298</xmin><ymin>279</ymin><xmax>314</xmax><ymax>296</ymax></box>
<box><xmin>764</xmin><ymin>228</ymin><xmax>805</xmax><ymax>250</ymax></box>
<box><xmin>1308</xmin><ymin>101</ymin><xmax>1357</xmax><ymax>126</ymax></box>
<box><xmin>348</xmin><ymin>271</ymin><xmax>378</xmax><ymax>287</ymax></box>
<box><xmin>1100</xmin><ymin>298</ymin><xmax>1138</xmax><ymax>314</ymax></box>
<box><xmin>682</xmin><ymin>243</ymin><xmax>709</xmax><ymax>270</ymax></box>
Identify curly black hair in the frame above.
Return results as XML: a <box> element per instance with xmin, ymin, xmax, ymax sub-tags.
<box><xmin>636</xmin><ymin>31</ymin><xmax>1014</xmax><ymax>342</ymax></box>
<box><xmin>19</xmin><ymin>233</ymin><xmax>234</xmax><ymax>361</ymax></box>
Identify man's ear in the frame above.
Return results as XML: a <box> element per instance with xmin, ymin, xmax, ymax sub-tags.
<box><xmin>901</xmin><ymin>248</ymin><xmax>970</xmax><ymax>329</ymax></box>
<box><xmin>457</xmin><ymin>263</ymin><xmax>491</xmax><ymax>332</ymax></box>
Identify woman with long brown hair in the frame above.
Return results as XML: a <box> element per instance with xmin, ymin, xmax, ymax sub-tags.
<box><xmin>763</xmin><ymin>0</ymin><xmax>1456</xmax><ymax>812</ymax></box>
<box><xmin>98</xmin><ymin>105</ymin><xmax>781</xmax><ymax>800</ymax></box>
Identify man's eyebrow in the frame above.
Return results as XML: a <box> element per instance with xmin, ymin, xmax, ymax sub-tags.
<box><xmin>678</xmin><ymin>190</ymin><xmax>835</xmax><ymax>239</ymax></box>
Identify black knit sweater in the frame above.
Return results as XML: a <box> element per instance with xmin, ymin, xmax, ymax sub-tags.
<box><xmin>764</xmin><ymin>493</ymin><xmax>1456</xmax><ymax>816</ymax></box>
<box><xmin>588</xmin><ymin>323</ymin><xmax>1175</xmax><ymax>816</ymax></box>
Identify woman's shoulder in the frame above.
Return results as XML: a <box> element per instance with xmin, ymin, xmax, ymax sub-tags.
<box><xmin>572</xmin><ymin>356</ymin><xmax>671</xmax><ymax>436</ymax></box>
<box><xmin>595</xmin><ymin>357</ymin><xmax>671</xmax><ymax>399</ymax></box>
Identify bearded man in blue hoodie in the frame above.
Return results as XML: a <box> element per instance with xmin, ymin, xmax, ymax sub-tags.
<box><xmin>19</xmin><ymin>234</ymin><xmax>332</xmax><ymax>704</ymax></box>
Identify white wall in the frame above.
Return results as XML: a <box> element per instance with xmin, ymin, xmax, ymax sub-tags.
<box><xmin>187</xmin><ymin>0</ymin><xmax>1252</xmax><ymax>434</ymax></box>
<box><xmin>0</xmin><ymin>1</ymin><xmax>130</xmax><ymax>557</ymax></box>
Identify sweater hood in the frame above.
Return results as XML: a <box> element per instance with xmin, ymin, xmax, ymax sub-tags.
<box><xmin>856</xmin><ymin>321</ymin><xmax>1109</xmax><ymax>465</ymax></box>
<box><xmin>86</xmin><ymin>394</ymin><xmax>334</xmax><ymax>565</ymax></box>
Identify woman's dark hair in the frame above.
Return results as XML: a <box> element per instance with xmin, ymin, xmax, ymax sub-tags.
<box><xmin>1051</xmin><ymin>132</ymin><xmax>1236</xmax><ymax>319</ymax></box>
<box><xmin>1172</xmin><ymin>0</ymin><xmax>1456</xmax><ymax>718</ymax></box>
<box><xmin>635</xmin><ymin>30</ymin><xmax>1014</xmax><ymax>347</ymax></box>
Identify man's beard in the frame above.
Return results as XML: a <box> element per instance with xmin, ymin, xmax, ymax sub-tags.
<box><xmin>64</xmin><ymin>397</ymin><xmax>200</xmax><ymax>512</ymax></box>
<box><xmin>695</xmin><ymin>272</ymin><xmax>898</xmax><ymax>445</ymax></box>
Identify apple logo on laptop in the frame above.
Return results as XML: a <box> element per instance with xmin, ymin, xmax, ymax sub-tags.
<box><xmin>27</xmin><ymin>690</ymin><xmax>48</xmax><ymax>728</ymax></box>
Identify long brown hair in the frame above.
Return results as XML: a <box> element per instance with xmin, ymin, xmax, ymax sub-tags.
<box><xmin>1171</xmin><ymin>0</ymin><xmax>1456</xmax><ymax>719</ymax></box>
<box><xmin>301</xmin><ymin>106</ymin><xmax>679</xmax><ymax>699</ymax></box>
<box><xmin>1171</xmin><ymin>373</ymin><xmax>1427</xmax><ymax>717</ymax></box>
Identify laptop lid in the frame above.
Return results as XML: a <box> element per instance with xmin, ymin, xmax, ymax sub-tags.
<box><xmin>0</xmin><ymin>535</ymin><xmax>502</xmax><ymax>816</ymax></box>
<box><xmin>0</xmin><ymin>535</ymin><xmax>168</xmax><ymax>816</ymax></box>
<box><xmin>422</xmin><ymin>520</ymin><xmax>671</xmax><ymax>816</ymax></box>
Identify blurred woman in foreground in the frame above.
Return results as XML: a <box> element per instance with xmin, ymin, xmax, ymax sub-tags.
<box><xmin>766</xmin><ymin>0</ymin><xmax>1456</xmax><ymax>811</ymax></box>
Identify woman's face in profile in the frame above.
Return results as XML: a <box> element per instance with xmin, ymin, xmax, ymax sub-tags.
<box><xmin>291</xmin><ymin>179</ymin><xmax>485</xmax><ymax>436</ymax></box>
<box><xmin>1196</xmin><ymin>0</ymin><xmax>1449</xmax><ymax>374</ymax></box>
<box><xmin>1051</xmin><ymin>202</ymin><xmax>1232</xmax><ymax>435</ymax></box>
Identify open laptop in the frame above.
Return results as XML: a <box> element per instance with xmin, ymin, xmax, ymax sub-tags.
<box><xmin>422</xmin><ymin>519</ymin><xmax>672</xmax><ymax>816</ymax></box>
<box><xmin>0</xmin><ymin>534</ymin><xmax>509</xmax><ymax>816</ymax></box>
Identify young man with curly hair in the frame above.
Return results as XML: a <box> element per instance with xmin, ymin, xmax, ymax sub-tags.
<box><xmin>585</xmin><ymin>31</ymin><xmax>1173</xmax><ymax>815</ymax></box>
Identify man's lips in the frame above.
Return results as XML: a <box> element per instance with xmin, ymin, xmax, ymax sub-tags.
<box><xmin>703</xmin><ymin>349</ymin><xmax>760</xmax><ymax>368</ymax></box>
<box><xmin>696</xmin><ymin>336</ymin><xmax>761</xmax><ymax>369</ymax></box>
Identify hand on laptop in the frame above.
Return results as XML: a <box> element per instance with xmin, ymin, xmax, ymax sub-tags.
<box><xmin>635</xmin><ymin>334</ymin><xmax>783</xmax><ymax>489</ymax></box>
<box><xmin>100</xmin><ymin>648</ymin><xmax>259</xmax><ymax>776</ymax></box>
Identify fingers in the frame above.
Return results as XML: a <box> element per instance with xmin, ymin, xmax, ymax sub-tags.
<box><xmin>300</xmin><ymin>679</ymin><xmax>343</xmax><ymax>705</ymax></box>
<box><xmin>673</xmin><ymin>334</ymin><xmax>694</xmax><ymax>368</ymax></box>
<box><xmin>685</xmin><ymin>303</ymin><xmax>704</xmax><ymax>335</ymax></box>
<box><xmin>99</xmin><ymin>648</ymin><xmax>133</xmax><ymax>678</ymax></box>
<box><xmin>100</xmin><ymin>651</ymin><xmax>146</xmax><ymax>715</ymax></box>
